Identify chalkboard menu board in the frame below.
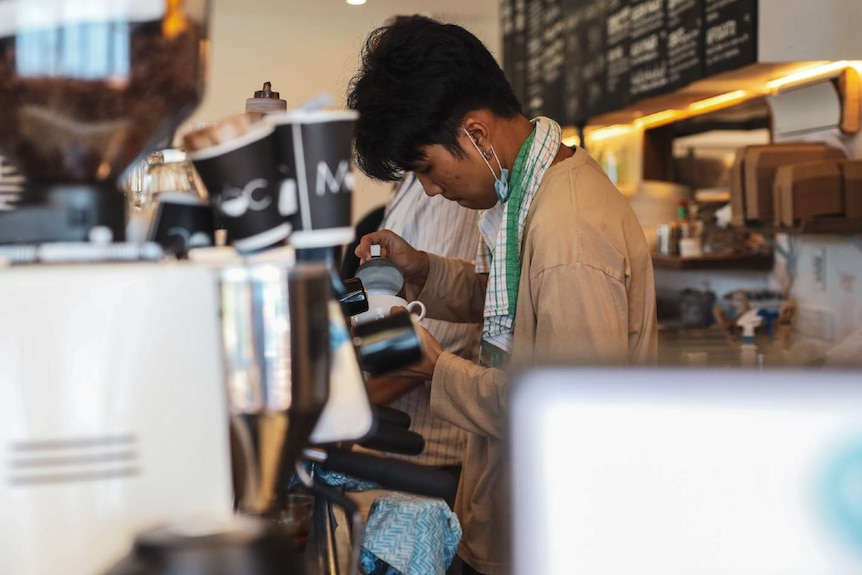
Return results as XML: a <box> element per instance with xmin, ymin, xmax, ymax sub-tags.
<box><xmin>604</xmin><ymin>0</ymin><xmax>631</xmax><ymax>113</ymax></box>
<box><xmin>562</xmin><ymin>0</ymin><xmax>586</xmax><ymax>124</ymax></box>
<box><xmin>581</xmin><ymin>0</ymin><xmax>608</xmax><ymax>119</ymax></box>
<box><xmin>501</xmin><ymin>0</ymin><xmax>527</xmax><ymax>110</ymax></box>
<box><xmin>541</xmin><ymin>0</ymin><xmax>566</xmax><ymax>121</ymax></box>
<box><xmin>524</xmin><ymin>0</ymin><xmax>545</xmax><ymax>118</ymax></box>
<box><xmin>666</xmin><ymin>0</ymin><xmax>704</xmax><ymax>91</ymax></box>
<box><xmin>629</xmin><ymin>0</ymin><xmax>668</xmax><ymax>99</ymax></box>
<box><xmin>704</xmin><ymin>0</ymin><xmax>757</xmax><ymax>76</ymax></box>
<box><xmin>501</xmin><ymin>0</ymin><xmax>756</xmax><ymax>123</ymax></box>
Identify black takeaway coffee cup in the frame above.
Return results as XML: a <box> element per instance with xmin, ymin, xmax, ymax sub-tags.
<box><xmin>187</xmin><ymin>120</ymin><xmax>292</xmax><ymax>253</ymax></box>
<box><xmin>148</xmin><ymin>192</ymin><xmax>215</xmax><ymax>254</ymax></box>
<box><xmin>266</xmin><ymin>110</ymin><xmax>358</xmax><ymax>249</ymax></box>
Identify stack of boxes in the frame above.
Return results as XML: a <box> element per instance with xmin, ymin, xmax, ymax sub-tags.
<box><xmin>729</xmin><ymin>144</ymin><xmax>862</xmax><ymax>228</ymax></box>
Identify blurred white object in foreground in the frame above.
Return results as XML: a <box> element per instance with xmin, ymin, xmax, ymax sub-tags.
<box><xmin>511</xmin><ymin>367</ymin><xmax>862</xmax><ymax>575</ymax></box>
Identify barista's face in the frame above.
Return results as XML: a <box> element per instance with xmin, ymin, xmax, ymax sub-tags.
<box><xmin>412</xmin><ymin>131</ymin><xmax>498</xmax><ymax>210</ymax></box>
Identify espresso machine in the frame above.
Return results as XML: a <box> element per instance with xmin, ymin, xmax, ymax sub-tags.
<box><xmin>0</xmin><ymin>2</ymin><xmax>242</xmax><ymax>573</ymax></box>
<box><xmin>0</xmin><ymin>2</ymin><xmax>430</xmax><ymax>574</ymax></box>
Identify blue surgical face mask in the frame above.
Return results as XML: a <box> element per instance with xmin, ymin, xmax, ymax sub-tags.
<box><xmin>464</xmin><ymin>128</ymin><xmax>510</xmax><ymax>203</ymax></box>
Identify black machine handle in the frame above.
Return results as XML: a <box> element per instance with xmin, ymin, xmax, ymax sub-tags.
<box><xmin>337</xmin><ymin>276</ymin><xmax>369</xmax><ymax>317</ymax></box>
<box><xmin>357</xmin><ymin>422</ymin><xmax>425</xmax><ymax>456</ymax></box>
<box><xmin>311</xmin><ymin>448</ymin><xmax>457</xmax><ymax>501</ymax></box>
<box><xmin>372</xmin><ymin>404</ymin><xmax>412</xmax><ymax>429</ymax></box>
<box><xmin>352</xmin><ymin>312</ymin><xmax>423</xmax><ymax>376</ymax></box>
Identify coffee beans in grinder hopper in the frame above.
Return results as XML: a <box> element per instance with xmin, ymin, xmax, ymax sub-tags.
<box><xmin>185</xmin><ymin>114</ymin><xmax>295</xmax><ymax>253</ymax></box>
<box><xmin>0</xmin><ymin>18</ymin><xmax>206</xmax><ymax>184</ymax></box>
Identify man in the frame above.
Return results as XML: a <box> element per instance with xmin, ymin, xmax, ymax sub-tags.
<box><xmin>348</xmin><ymin>16</ymin><xmax>657</xmax><ymax>575</ymax></box>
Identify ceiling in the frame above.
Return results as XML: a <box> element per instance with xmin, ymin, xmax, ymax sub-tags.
<box><xmin>229</xmin><ymin>0</ymin><xmax>499</xmax><ymax>25</ymax></box>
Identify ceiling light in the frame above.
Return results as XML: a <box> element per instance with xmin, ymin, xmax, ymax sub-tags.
<box><xmin>346</xmin><ymin>0</ymin><xmax>367</xmax><ymax>5</ymax></box>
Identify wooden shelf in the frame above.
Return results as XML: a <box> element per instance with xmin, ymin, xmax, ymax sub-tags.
<box><xmin>747</xmin><ymin>219</ymin><xmax>862</xmax><ymax>235</ymax></box>
<box><xmin>652</xmin><ymin>252</ymin><xmax>775</xmax><ymax>270</ymax></box>
<box><xmin>584</xmin><ymin>63</ymin><xmax>817</xmax><ymax>128</ymax></box>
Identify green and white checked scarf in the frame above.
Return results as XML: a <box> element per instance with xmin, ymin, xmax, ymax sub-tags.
<box><xmin>476</xmin><ymin>116</ymin><xmax>562</xmax><ymax>362</ymax></box>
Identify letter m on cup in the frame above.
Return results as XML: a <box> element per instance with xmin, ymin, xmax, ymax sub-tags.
<box><xmin>316</xmin><ymin>160</ymin><xmax>353</xmax><ymax>196</ymax></box>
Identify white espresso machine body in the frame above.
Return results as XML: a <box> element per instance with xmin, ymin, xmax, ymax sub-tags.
<box><xmin>0</xmin><ymin>263</ymin><xmax>233</xmax><ymax>574</ymax></box>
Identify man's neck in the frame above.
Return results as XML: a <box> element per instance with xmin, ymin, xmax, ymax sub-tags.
<box><xmin>496</xmin><ymin>116</ymin><xmax>536</xmax><ymax>170</ymax></box>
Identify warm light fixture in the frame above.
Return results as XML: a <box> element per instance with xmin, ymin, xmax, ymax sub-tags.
<box><xmin>583</xmin><ymin>61</ymin><xmax>862</xmax><ymax>139</ymax></box>
<box><xmin>765</xmin><ymin>61</ymin><xmax>862</xmax><ymax>92</ymax></box>
<box><xmin>634</xmin><ymin>110</ymin><xmax>680</xmax><ymax>130</ymax></box>
<box><xmin>346</xmin><ymin>0</ymin><xmax>366</xmax><ymax>5</ymax></box>
<box><xmin>586</xmin><ymin>124</ymin><xmax>635</xmax><ymax>142</ymax></box>
<box><xmin>561</xmin><ymin>126</ymin><xmax>581</xmax><ymax>148</ymax></box>
<box><xmin>688</xmin><ymin>90</ymin><xmax>750</xmax><ymax>112</ymax></box>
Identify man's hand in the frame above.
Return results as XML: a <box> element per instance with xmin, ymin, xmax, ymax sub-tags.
<box><xmin>355</xmin><ymin>230</ymin><xmax>431</xmax><ymax>292</ymax></box>
<box><xmin>378</xmin><ymin>308</ymin><xmax>443</xmax><ymax>382</ymax></box>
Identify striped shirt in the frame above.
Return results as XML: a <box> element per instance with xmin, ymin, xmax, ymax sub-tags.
<box><xmin>376</xmin><ymin>173</ymin><xmax>481</xmax><ymax>466</ymax></box>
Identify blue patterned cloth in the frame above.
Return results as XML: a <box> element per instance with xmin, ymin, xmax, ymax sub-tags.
<box><xmin>288</xmin><ymin>462</ymin><xmax>381</xmax><ymax>492</ymax></box>
<box><xmin>360</xmin><ymin>492</ymin><xmax>462</xmax><ymax>575</ymax></box>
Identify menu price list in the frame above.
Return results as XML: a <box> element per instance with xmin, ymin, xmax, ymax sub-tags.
<box><xmin>629</xmin><ymin>0</ymin><xmax>668</xmax><ymax>99</ymax></box>
<box><xmin>603</xmin><ymin>0</ymin><xmax>632</xmax><ymax>113</ymax></box>
<box><xmin>501</xmin><ymin>0</ymin><xmax>756</xmax><ymax>123</ymax></box>
<box><xmin>580</xmin><ymin>0</ymin><xmax>608</xmax><ymax>120</ymax></box>
<box><xmin>562</xmin><ymin>0</ymin><xmax>586</xmax><ymax>125</ymax></box>
<box><xmin>704</xmin><ymin>0</ymin><xmax>757</xmax><ymax>76</ymax></box>
<box><xmin>540</xmin><ymin>0</ymin><xmax>567</xmax><ymax>122</ymax></box>
<box><xmin>524</xmin><ymin>0</ymin><xmax>546</xmax><ymax>118</ymax></box>
<box><xmin>666</xmin><ymin>0</ymin><xmax>703</xmax><ymax>91</ymax></box>
<box><xmin>501</xmin><ymin>0</ymin><xmax>527</xmax><ymax>113</ymax></box>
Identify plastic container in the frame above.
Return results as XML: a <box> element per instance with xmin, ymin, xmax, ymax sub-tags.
<box><xmin>245</xmin><ymin>82</ymin><xmax>287</xmax><ymax>117</ymax></box>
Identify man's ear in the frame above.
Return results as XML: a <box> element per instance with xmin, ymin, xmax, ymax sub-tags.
<box><xmin>462</xmin><ymin>114</ymin><xmax>492</xmax><ymax>150</ymax></box>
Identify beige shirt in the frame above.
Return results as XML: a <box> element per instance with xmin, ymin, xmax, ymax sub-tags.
<box><xmin>420</xmin><ymin>149</ymin><xmax>658</xmax><ymax>574</ymax></box>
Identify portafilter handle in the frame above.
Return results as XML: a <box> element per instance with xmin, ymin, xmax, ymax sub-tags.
<box><xmin>337</xmin><ymin>276</ymin><xmax>369</xmax><ymax>317</ymax></box>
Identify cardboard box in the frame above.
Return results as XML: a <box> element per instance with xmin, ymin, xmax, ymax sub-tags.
<box><xmin>773</xmin><ymin>160</ymin><xmax>843</xmax><ymax>227</ymax></box>
<box><xmin>729</xmin><ymin>150</ymin><xmax>747</xmax><ymax>227</ymax></box>
<box><xmin>841</xmin><ymin>159</ymin><xmax>862</xmax><ymax>218</ymax></box>
<box><xmin>743</xmin><ymin>144</ymin><xmax>846</xmax><ymax>222</ymax></box>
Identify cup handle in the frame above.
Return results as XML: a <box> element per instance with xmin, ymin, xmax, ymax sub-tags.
<box><xmin>406</xmin><ymin>300</ymin><xmax>426</xmax><ymax>322</ymax></box>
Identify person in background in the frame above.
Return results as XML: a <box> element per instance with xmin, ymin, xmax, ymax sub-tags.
<box><xmin>347</xmin><ymin>16</ymin><xmax>657</xmax><ymax>575</ymax></box>
<box><xmin>355</xmin><ymin>172</ymin><xmax>480</xmax><ymax>496</ymax></box>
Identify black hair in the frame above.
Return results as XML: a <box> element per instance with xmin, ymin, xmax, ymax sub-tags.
<box><xmin>347</xmin><ymin>15</ymin><xmax>523</xmax><ymax>182</ymax></box>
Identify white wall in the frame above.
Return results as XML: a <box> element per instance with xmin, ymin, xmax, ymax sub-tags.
<box><xmin>773</xmin><ymin>235</ymin><xmax>862</xmax><ymax>355</ymax></box>
<box><xmin>184</xmin><ymin>0</ymin><xmax>500</xmax><ymax>224</ymax></box>
<box><xmin>758</xmin><ymin>0</ymin><xmax>862</xmax><ymax>61</ymax></box>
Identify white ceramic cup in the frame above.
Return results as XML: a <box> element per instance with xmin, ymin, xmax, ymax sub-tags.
<box><xmin>351</xmin><ymin>293</ymin><xmax>426</xmax><ymax>326</ymax></box>
<box><xmin>679</xmin><ymin>237</ymin><xmax>703</xmax><ymax>258</ymax></box>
